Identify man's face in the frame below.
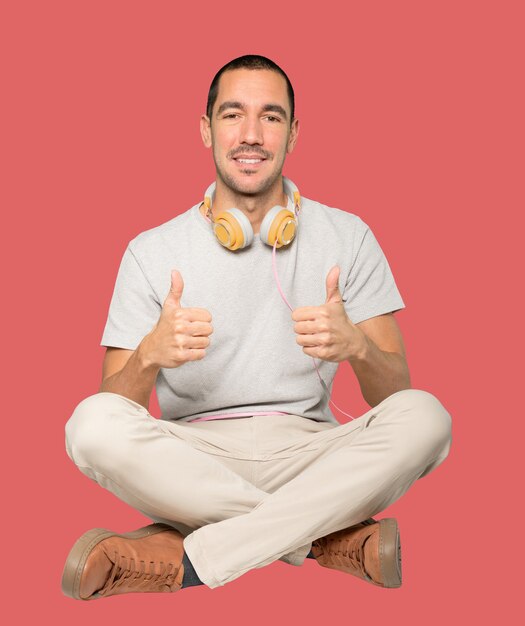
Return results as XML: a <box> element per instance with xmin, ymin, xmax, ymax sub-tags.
<box><xmin>200</xmin><ymin>69</ymin><xmax>299</xmax><ymax>197</ymax></box>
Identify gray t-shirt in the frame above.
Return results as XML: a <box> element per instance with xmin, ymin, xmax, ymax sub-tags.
<box><xmin>100</xmin><ymin>193</ymin><xmax>405</xmax><ymax>424</ymax></box>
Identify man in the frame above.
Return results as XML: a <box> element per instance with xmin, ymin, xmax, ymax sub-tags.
<box><xmin>62</xmin><ymin>55</ymin><xmax>453</xmax><ymax>600</ymax></box>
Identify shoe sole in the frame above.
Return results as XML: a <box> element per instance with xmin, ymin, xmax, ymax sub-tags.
<box><xmin>378</xmin><ymin>518</ymin><xmax>402</xmax><ymax>588</ymax></box>
<box><xmin>61</xmin><ymin>522</ymin><xmax>177</xmax><ymax>600</ymax></box>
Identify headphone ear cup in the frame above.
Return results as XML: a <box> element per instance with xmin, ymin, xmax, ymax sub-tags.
<box><xmin>213</xmin><ymin>208</ymin><xmax>254</xmax><ymax>250</ymax></box>
<box><xmin>260</xmin><ymin>205</ymin><xmax>298</xmax><ymax>248</ymax></box>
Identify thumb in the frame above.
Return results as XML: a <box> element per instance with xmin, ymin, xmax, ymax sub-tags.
<box><xmin>325</xmin><ymin>265</ymin><xmax>343</xmax><ymax>304</ymax></box>
<box><xmin>164</xmin><ymin>269</ymin><xmax>184</xmax><ymax>308</ymax></box>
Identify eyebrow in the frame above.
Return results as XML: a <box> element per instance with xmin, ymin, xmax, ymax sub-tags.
<box><xmin>216</xmin><ymin>100</ymin><xmax>288</xmax><ymax>121</ymax></box>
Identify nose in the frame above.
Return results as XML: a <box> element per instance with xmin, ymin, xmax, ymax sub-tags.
<box><xmin>238</xmin><ymin>115</ymin><xmax>263</xmax><ymax>145</ymax></box>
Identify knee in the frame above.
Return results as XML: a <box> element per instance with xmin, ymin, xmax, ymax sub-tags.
<box><xmin>65</xmin><ymin>392</ymin><xmax>137</xmax><ymax>467</ymax></box>
<box><xmin>390</xmin><ymin>388</ymin><xmax>453</xmax><ymax>460</ymax></box>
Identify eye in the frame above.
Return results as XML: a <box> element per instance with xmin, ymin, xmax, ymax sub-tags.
<box><xmin>265</xmin><ymin>116</ymin><xmax>280</xmax><ymax>122</ymax></box>
<box><xmin>224</xmin><ymin>113</ymin><xmax>239</xmax><ymax>119</ymax></box>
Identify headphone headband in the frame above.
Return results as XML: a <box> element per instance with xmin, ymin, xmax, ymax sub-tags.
<box><xmin>203</xmin><ymin>176</ymin><xmax>301</xmax><ymax>221</ymax></box>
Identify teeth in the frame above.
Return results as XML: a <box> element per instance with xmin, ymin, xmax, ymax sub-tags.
<box><xmin>237</xmin><ymin>159</ymin><xmax>262</xmax><ymax>163</ymax></box>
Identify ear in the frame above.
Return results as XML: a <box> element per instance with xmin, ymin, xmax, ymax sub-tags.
<box><xmin>286</xmin><ymin>117</ymin><xmax>300</xmax><ymax>154</ymax></box>
<box><xmin>200</xmin><ymin>114</ymin><xmax>212</xmax><ymax>148</ymax></box>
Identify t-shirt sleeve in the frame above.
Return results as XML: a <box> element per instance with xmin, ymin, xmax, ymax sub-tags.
<box><xmin>342</xmin><ymin>221</ymin><xmax>406</xmax><ymax>324</ymax></box>
<box><xmin>100</xmin><ymin>244</ymin><xmax>162</xmax><ymax>350</ymax></box>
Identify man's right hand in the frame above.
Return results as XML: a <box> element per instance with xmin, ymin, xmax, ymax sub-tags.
<box><xmin>139</xmin><ymin>269</ymin><xmax>213</xmax><ymax>369</ymax></box>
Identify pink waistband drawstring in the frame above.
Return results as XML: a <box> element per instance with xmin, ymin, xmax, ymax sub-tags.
<box><xmin>188</xmin><ymin>411</ymin><xmax>290</xmax><ymax>423</ymax></box>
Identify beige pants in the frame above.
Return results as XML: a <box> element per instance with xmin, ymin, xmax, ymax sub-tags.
<box><xmin>65</xmin><ymin>388</ymin><xmax>452</xmax><ymax>589</ymax></box>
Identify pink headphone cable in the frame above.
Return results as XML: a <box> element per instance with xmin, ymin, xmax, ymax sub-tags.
<box><xmin>271</xmin><ymin>238</ymin><xmax>356</xmax><ymax>421</ymax></box>
<box><xmin>201</xmin><ymin>201</ymin><xmax>356</xmax><ymax>421</ymax></box>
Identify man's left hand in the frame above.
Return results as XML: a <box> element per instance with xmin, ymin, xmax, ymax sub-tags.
<box><xmin>291</xmin><ymin>265</ymin><xmax>367</xmax><ymax>362</ymax></box>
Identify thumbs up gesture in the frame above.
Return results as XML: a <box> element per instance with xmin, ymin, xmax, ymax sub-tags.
<box><xmin>291</xmin><ymin>265</ymin><xmax>366</xmax><ymax>363</ymax></box>
<box><xmin>141</xmin><ymin>270</ymin><xmax>214</xmax><ymax>369</ymax></box>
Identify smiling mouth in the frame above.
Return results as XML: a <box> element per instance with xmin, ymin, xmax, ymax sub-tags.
<box><xmin>233</xmin><ymin>157</ymin><xmax>266</xmax><ymax>168</ymax></box>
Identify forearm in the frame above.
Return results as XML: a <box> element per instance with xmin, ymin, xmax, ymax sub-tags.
<box><xmin>349</xmin><ymin>332</ymin><xmax>411</xmax><ymax>408</ymax></box>
<box><xmin>99</xmin><ymin>341</ymin><xmax>160</xmax><ymax>411</ymax></box>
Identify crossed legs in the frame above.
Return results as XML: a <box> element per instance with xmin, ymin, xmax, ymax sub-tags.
<box><xmin>65</xmin><ymin>389</ymin><xmax>452</xmax><ymax>588</ymax></box>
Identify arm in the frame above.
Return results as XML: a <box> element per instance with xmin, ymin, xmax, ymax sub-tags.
<box><xmin>99</xmin><ymin>269</ymin><xmax>213</xmax><ymax>412</ymax></box>
<box><xmin>293</xmin><ymin>265</ymin><xmax>410</xmax><ymax>409</ymax></box>
<box><xmin>349</xmin><ymin>312</ymin><xmax>411</xmax><ymax>407</ymax></box>
<box><xmin>99</xmin><ymin>343</ymin><xmax>160</xmax><ymax>411</ymax></box>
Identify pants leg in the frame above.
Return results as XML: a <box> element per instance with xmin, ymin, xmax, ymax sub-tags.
<box><xmin>183</xmin><ymin>389</ymin><xmax>453</xmax><ymax>588</ymax></box>
<box><xmin>64</xmin><ymin>392</ymin><xmax>308</xmax><ymax>566</ymax></box>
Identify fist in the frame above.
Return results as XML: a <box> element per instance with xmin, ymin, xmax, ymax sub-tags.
<box><xmin>142</xmin><ymin>269</ymin><xmax>213</xmax><ymax>369</ymax></box>
<box><xmin>291</xmin><ymin>265</ymin><xmax>367</xmax><ymax>362</ymax></box>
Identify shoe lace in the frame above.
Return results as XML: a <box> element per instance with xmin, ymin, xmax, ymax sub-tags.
<box><xmin>99</xmin><ymin>550</ymin><xmax>181</xmax><ymax>596</ymax></box>
<box><xmin>318</xmin><ymin>533</ymin><xmax>372</xmax><ymax>580</ymax></box>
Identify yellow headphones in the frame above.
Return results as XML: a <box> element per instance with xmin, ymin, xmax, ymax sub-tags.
<box><xmin>202</xmin><ymin>176</ymin><xmax>302</xmax><ymax>251</ymax></box>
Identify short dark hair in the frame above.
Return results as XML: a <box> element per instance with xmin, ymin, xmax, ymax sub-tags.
<box><xmin>206</xmin><ymin>55</ymin><xmax>295</xmax><ymax>124</ymax></box>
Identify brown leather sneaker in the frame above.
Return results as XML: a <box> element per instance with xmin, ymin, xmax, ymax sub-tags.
<box><xmin>311</xmin><ymin>517</ymin><xmax>402</xmax><ymax>588</ymax></box>
<box><xmin>61</xmin><ymin>523</ymin><xmax>186</xmax><ymax>600</ymax></box>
